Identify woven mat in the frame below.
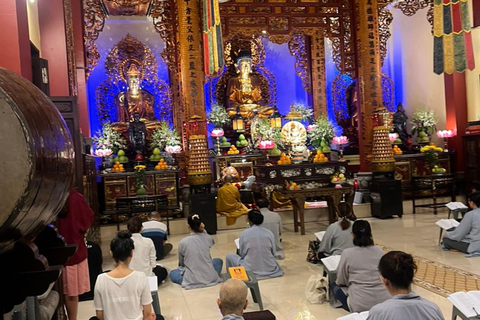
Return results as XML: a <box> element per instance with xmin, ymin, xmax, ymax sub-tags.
<box><xmin>380</xmin><ymin>246</ymin><xmax>480</xmax><ymax>297</ymax></box>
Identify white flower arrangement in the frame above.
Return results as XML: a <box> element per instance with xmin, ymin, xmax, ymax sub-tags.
<box><xmin>93</xmin><ymin>123</ymin><xmax>127</xmax><ymax>154</ymax></box>
<box><xmin>253</xmin><ymin>118</ymin><xmax>283</xmax><ymax>148</ymax></box>
<box><xmin>290</xmin><ymin>103</ymin><xmax>313</xmax><ymax>121</ymax></box>
<box><xmin>411</xmin><ymin>109</ymin><xmax>437</xmax><ymax>135</ymax></box>
<box><xmin>150</xmin><ymin>121</ymin><xmax>182</xmax><ymax>151</ymax></box>
<box><xmin>307</xmin><ymin>115</ymin><xmax>335</xmax><ymax>148</ymax></box>
<box><xmin>207</xmin><ymin>104</ymin><xmax>230</xmax><ymax>127</ymax></box>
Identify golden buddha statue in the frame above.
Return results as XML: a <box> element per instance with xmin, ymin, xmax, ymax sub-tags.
<box><xmin>226</xmin><ymin>51</ymin><xmax>273</xmax><ymax>119</ymax></box>
<box><xmin>112</xmin><ymin>64</ymin><xmax>159</xmax><ymax>133</ymax></box>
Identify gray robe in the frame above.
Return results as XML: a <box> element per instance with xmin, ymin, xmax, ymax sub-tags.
<box><xmin>233</xmin><ymin>225</ymin><xmax>284</xmax><ymax>279</ymax></box>
<box><xmin>177</xmin><ymin>231</ymin><xmax>221</xmax><ymax>289</ymax></box>
<box><xmin>367</xmin><ymin>292</ymin><xmax>444</xmax><ymax>320</ymax></box>
<box><xmin>317</xmin><ymin>220</ymin><xmax>354</xmax><ymax>256</ymax></box>
<box><xmin>336</xmin><ymin>246</ymin><xmax>391</xmax><ymax>312</ymax></box>
<box><xmin>446</xmin><ymin>208</ymin><xmax>480</xmax><ymax>253</ymax></box>
<box><xmin>259</xmin><ymin>207</ymin><xmax>285</xmax><ymax>259</ymax></box>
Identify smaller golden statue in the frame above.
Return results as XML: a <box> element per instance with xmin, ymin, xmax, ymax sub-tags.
<box><xmin>226</xmin><ymin>51</ymin><xmax>272</xmax><ymax>119</ymax></box>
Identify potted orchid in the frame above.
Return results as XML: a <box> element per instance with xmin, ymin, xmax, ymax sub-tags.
<box><xmin>207</xmin><ymin>104</ymin><xmax>230</xmax><ymax>128</ymax></box>
<box><xmin>92</xmin><ymin>123</ymin><xmax>127</xmax><ymax>156</ymax></box>
<box><xmin>411</xmin><ymin>110</ymin><xmax>437</xmax><ymax>144</ymax></box>
<box><xmin>307</xmin><ymin>115</ymin><xmax>335</xmax><ymax>153</ymax></box>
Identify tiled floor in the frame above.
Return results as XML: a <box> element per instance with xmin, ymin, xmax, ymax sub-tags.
<box><xmin>78</xmin><ymin>212</ymin><xmax>480</xmax><ymax>320</ymax></box>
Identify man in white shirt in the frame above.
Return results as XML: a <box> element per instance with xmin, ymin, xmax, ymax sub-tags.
<box><xmin>142</xmin><ymin>211</ymin><xmax>173</xmax><ymax>259</ymax></box>
<box><xmin>256</xmin><ymin>198</ymin><xmax>284</xmax><ymax>259</ymax></box>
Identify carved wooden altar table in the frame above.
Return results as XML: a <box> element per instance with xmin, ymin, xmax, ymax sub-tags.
<box><xmin>276</xmin><ymin>186</ymin><xmax>356</xmax><ymax>235</ymax></box>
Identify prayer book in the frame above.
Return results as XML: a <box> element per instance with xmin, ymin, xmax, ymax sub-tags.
<box><xmin>448</xmin><ymin>291</ymin><xmax>480</xmax><ymax>318</ymax></box>
<box><xmin>336</xmin><ymin>311</ymin><xmax>369</xmax><ymax>320</ymax></box>
<box><xmin>234</xmin><ymin>238</ymin><xmax>240</xmax><ymax>249</ymax></box>
<box><xmin>229</xmin><ymin>266</ymin><xmax>248</xmax><ymax>281</ymax></box>
<box><xmin>446</xmin><ymin>202</ymin><xmax>468</xmax><ymax>210</ymax></box>
<box><xmin>315</xmin><ymin>231</ymin><xmax>326</xmax><ymax>242</ymax></box>
<box><xmin>436</xmin><ymin>219</ymin><xmax>460</xmax><ymax>230</ymax></box>
<box><xmin>147</xmin><ymin>276</ymin><xmax>158</xmax><ymax>292</ymax></box>
<box><xmin>321</xmin><ymin>255</ymin><xmax>341</xmax><ymax>272</ymax></box>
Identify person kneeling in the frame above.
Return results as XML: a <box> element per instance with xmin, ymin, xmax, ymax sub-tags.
<box><xmin>226</xmin><ymin>209</ymin><xmax>283</xmax><ymax>279</ymax></box>
<box><xmin>367</xmin><ymin>251</ymin><xmax>444</xmax><ymax>320</ymax></box>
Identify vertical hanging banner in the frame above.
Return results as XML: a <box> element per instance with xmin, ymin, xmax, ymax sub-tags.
<box><xmin>203</xmin><ymin>0</ymin><xmax>224</xmax><ymax>76</ymax></box>
<box><xmin>433</xmin><ymin>0</ymin><xmax>475</xmax><ymax>74</ymax></box>
<box><xmin>178</xmin><ymin>0</ymin><xmax>206</xmax><ymax>121</ymax></box>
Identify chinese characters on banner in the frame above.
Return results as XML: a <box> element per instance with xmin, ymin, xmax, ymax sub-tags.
<box><xmin>356</xmin><ymin>0</ymin><xmax>382</xmax><ymax>170</ymax></box>
<box><xmin>310</xmin><ymin>30</ymin><xmax>327</xmax><ymax>117</ymax></box>
<box><xmin>178</xmin><ymin>0</ymin><xmax>206</xmax><ymax>122</ymax></box>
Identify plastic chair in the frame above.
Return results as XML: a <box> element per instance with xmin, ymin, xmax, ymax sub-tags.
<box><xmin>142</xmin><ymin>231</ymin><xmax>167</xmax><ymax>260</ymax></box>
<box><xmin>221</xmin><ymin>270</ymin><xmax>263</xmax><ymax>311</ymax></box>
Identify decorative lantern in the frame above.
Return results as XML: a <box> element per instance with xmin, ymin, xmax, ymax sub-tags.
<box><xmin>333</xmin><ymin>136</ymin><xmax>349</xmax><ymax>161</ymax></box>
<box><xmin>269</xmin><ymin>107</ymin><xmax>282</xmax><ymax>129</ymax></box>
<box><xmin>436</xmin><ymin>130</ymin><xmax>455</xmax><ymax>152</ymax></box>
<box><xmin>232</xmin><ymin>107</ymin><xmax>245</xmax><ymax>132</ymax></box>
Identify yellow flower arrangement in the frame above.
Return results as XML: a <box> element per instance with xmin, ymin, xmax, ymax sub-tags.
<box><xmin>134</xmin><ymin>165</ymin><xmax>147</xmax><ymax>193</ymax></box>
<box><xmin>420</xmin><ymin>144</ymin><xmax>445</xmax><ymax>173</ymax></box>
<box><xmin>420</xmin><ymin>145</ymin><xmax>443</xmax><ymax>153</ymax></box>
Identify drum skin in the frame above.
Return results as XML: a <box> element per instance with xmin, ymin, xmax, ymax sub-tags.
<box><xmin>0</xmin><ymin>67</ymin><xmax>74</xmax><ymax>253</ymax></box>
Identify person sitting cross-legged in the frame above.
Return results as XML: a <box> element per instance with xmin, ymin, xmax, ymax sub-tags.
<box><xmin>226</xmin><ymin>209</ymin><xmax>283</xmax><ymax>279</ymax></box>
<box><xmin>217</xmin><ymin>278</ymin><xmax>248</xmax><ymax>320</ymax></box>
<box><xmin>317</xmin><ymin>202</ymin><xmax>354</xmax><ymax>259</ymax></box>
<box><xmin>142</xmin><ymin>211</ymin><xmax>173</xmax><ymax>259</ymax></box>
<box><xmin>255</xmin><ymin>197</ymin><xmax>284</xmax><ymax>260</ymax></box>
<box><xmin>367</xmin><ymin>251</ymin><xmax>444</xmax><ymax>320</ymax></box>
<box><xmin>169</xmin><ymin>214</ymin><xmax>223</xmax><ymax>289</ymax></box>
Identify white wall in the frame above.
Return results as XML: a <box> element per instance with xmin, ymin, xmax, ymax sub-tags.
<box><xmin>466</xmin><ymin>0</ymin><xmax>480</xmax><ymax>121</ymax></box>
<box><xmin>384</xmin><ymin>7</ymin><xmax>446</xmax><ymax>144</ymax></box>
<box><xmin>26</xmin><ymin>0</ymin><xmax>41</xmax><ymax>52</ymax></box>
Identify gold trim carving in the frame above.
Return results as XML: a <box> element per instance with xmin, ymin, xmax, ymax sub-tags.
<box><xmin>394</xmin><ymin>0</ymin><xmax>432</xmax><ymax>16</ymax></box>
<box><xmin>83</xmin><ymin>0</ymin><xmax>106</xmax><ymax>78</ymax></box>
<box><xmin>378</xmin><ymin>9</ymin><xmax>393</xmax><ymax>66</ymax></box>
<box><xmin>150</xmin><ymin>0</ymin><xmax>178</xmax><ymax>73</ymax></box>
<box><xmin>288</xmin><ymin>32</ymin><xmax>312</xmax><ymax>94</ymax></box>
<box><xmin>63</xmin><ymin>0</ymin><xmax>77</xmax><ymax>96</ymax></box>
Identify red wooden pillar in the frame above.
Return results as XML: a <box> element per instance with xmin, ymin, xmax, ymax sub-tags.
<box><xmin>0</xmin><ymin>0</ymin><xmax>32</xmax><ymax>80</ymax></box>
<box><xmin>38</xmin><ymin>0</ymin><xmax>70</xmax><ymax>96</ymax></box>
<box><xmin>72</xmin><ymin>0</ymin><xmax>90</xmax><ymax>136</ymax></box>
<box><xmin>444</xmin><ymin>73</ymin><xmax>467</xmax><ymax>172</ymax></box>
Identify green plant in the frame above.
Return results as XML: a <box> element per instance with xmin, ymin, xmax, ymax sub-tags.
<box><xmin>92</xmin><ymin>123</ymin><xmax>127</xmax><ymax>154</ymax></box>
<box><xmin>253</xmin><ymin>118</ymin><xmax>283</xmax><ymax>148</ymax></box>
<box><xmin>308</xmin><ymin>115</ymin><xmax>335</xmax><ymax>148</ymax></box>
<box><xmin>411</xmin><ymin>110</ymin><xmax>437</xmax><ymax>136</ymax></box>
<box><xmin>150</xmin><ymin>121</ymin><xmax>182</xmax><ymax>151</ymax></box>
<box><xmin>207</xmin><ymin>104</ymin><xmax>230</xmax><ymax>127</ymax></box>
<box><xmin>134</xmin><ymin>165</ymin><xmax>146</xmax><ymax>190</ymax></box>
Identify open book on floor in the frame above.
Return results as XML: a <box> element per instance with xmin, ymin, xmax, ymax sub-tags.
<box><xmin>321</xmin><ymin>255</ymin><xmax>341</xmax><ymax>272</ymax></box>
<box><xmin>337</xmin><ymin>311</ymin><xmax>369</xmax><ymax>320</ymax></box>
<box><xmin>446</xmin><ymin>202</ymin><xmax>468</xmax><ymax>210</ymax></box>
<box><xmin>436</xmin><ymin>219</ymin><xmax>460</xmax><ymax>230</ymax></box>
<box><xmin>448</xmin><ymin>291</ymin><xmax>480</xmax><ymax>318</ymax></box>
<box><xmin>315</xmin><ymin>231</ymin><xmax>326</xmax><ymax>242</ymax></box>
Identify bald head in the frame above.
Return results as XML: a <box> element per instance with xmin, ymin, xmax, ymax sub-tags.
<box><xmin>217</xmin><ymin>278</ymin><xmax>248</xmax><ymax>316</ymax></box>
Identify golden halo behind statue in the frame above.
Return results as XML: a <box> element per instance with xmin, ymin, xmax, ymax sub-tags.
<box><xmin>281</xmin><ymin>121</ymin><xmax>307</xmax><ymax>146</ymax></box>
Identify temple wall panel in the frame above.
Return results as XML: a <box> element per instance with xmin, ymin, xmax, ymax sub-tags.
<box><xmin>383</xmin><ymin>7</ymin><xmax>446</xmax><ymax>146</ymax></box>
<box><xmin>466</xmin><ymin>0</ymin><xmax>480</xmax><ymax>121</ymax></box>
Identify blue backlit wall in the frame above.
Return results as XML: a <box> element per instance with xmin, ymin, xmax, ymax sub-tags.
<box><xmin>87</xmin><ymin>17</ymin><xmax>169</xmax><ymax>136</ymax></box>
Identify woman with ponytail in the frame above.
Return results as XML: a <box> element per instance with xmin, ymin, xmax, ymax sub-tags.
<box><xmin>317</xmin><ymin>202</ymin><xmax>355</xmax><ymax>259</ymax></box>
<box><xmin>93</xmin><ymin>231</ymin><xmax>155</xmax><ymax>320</ymax></box>
<box><xmin>367</xmin><ymin>251</ymin><xmax>444</xmax><ymax>319</ymax></box>
<box><xmin>333</xmin><ymin>220</ymin><xmax>391</xmax><ymax>312</ymax></box>
<box><xmin>169</xmin><ymin>214</ymin><xmax>223</xmax><ymax>289</ymax></box>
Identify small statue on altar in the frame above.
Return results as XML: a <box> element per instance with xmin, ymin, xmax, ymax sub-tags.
<box><xmin>128</xmin><ymin>112</ymin><xmax>147</xmax><ymax>156</ymax></box>
<box><xmin>118</xmin><ymin>64</ymin><xmax>156</xmax><ymax>123</ymax></box>
<box><xmin>226</xmin><ymin>51</ymin><xmax>272</xmax><ymax>119</ymax></box>
<box><xmin>393</xmin><ymin>103</ymin><xmax>409</xmax><ymax>145</ymax></box>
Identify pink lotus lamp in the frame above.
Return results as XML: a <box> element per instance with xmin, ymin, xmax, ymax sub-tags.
<box><xmin>333</xmin><ymin>136</ymin><xmax>349</xmax><ymax>160</ymax></box>
<box><xmin>436</xmin><ymin>130</ymin><xmax>455</xmax><ymax>152</ymax></box>
<box><xmin>211</xmin><ymin>127</ymin><xmax>225</xmax><ymax>155</ymax></box>
<box><xmin>388</xmin><ymin>133</ymin><xmax>399</xmax><ymax>142</ymax></box>
<box><xmin>95</xmin><ymin>148</ymin><xmax>112</xmax><ymax>157</ymax></box>
<box><xmin>165</xmin><ymin>145</ymin><xmax>182</xmax><ymax>154</ymax></box>
<box><xmin>258</xmin><ymin>140</ymin><xmax>275</xmax><ymax>161</ymax></box>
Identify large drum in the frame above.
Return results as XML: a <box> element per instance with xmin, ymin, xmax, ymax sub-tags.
<box><xmin>0</xmin><ymin>68</ymin><xmax>74</xmax><ymax>253</ymax></box>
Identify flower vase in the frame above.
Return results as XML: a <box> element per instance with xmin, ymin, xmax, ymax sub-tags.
<box><xmin>136</xmin><ymin>185</ymin><xmax>147</xmax><ymax>196</ymax></box>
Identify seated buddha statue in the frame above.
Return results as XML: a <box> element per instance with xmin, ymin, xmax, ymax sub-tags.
<box><xmin>226</xmin><ymin>51</ymin><xmax>272</xmax><ymax>119</ymax></box>
<box><xmin>112</xmin><ymin>64</ymin><xmax>158</xmax><ymax>133</ymax></box>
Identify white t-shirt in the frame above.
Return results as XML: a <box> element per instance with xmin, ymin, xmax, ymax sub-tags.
<box><xmin>94</xmin><ymin>271</ymin><xmax>153</xmax><ymax>320</ymax></box>
<box><xmin>142</xmin><ymin>220</ymin><xmax>168</xmax><ymax>233</ymax></box>
<box><xmin>129</xmin><ymin>233</ymin><xmax>156</xmax><ymax>276</ymax></box>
